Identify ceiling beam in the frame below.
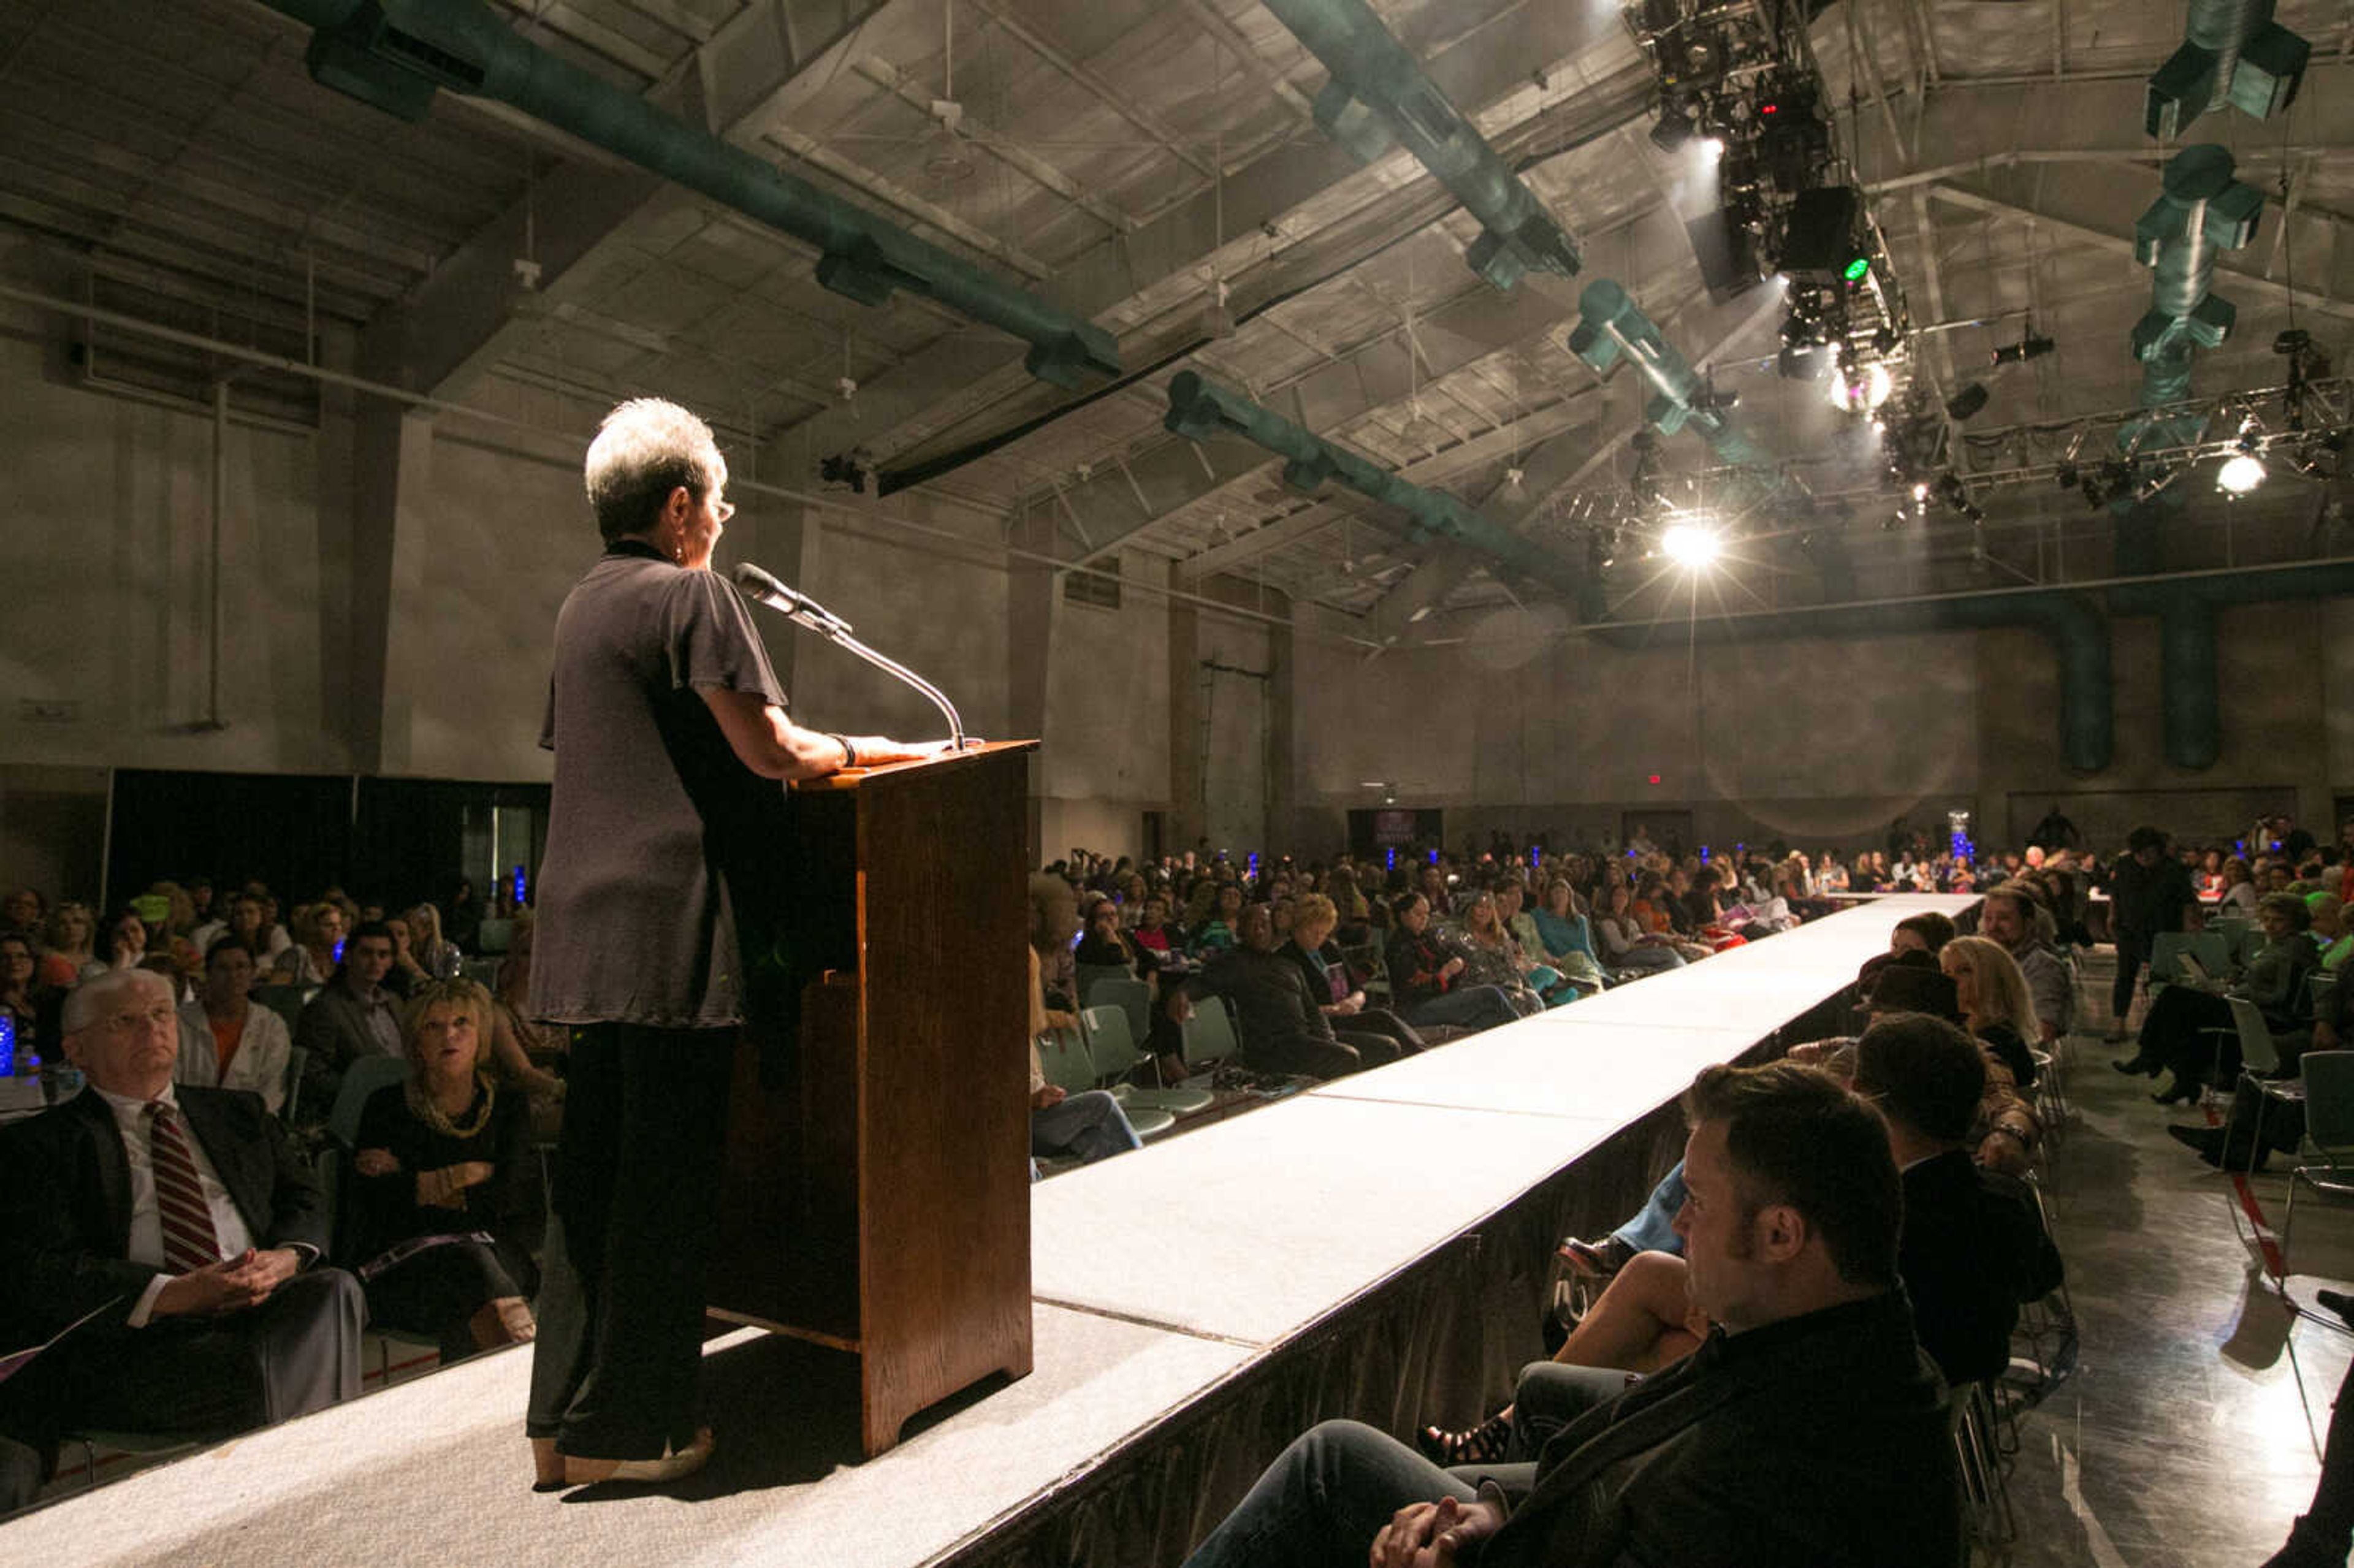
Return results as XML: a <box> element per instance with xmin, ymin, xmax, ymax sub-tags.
<box><xmin>770</xmin><ymin>5</ymin><xmax>1648</xmax><ymax>468</ymax></box>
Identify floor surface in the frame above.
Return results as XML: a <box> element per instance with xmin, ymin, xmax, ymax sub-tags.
<box><xmin>2000</xmin><ymin>949</ymin><xmax>2352</xmax><ymax>1568</ymax></box>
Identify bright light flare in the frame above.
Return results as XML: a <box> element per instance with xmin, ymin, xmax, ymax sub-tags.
<box><xmin>1660</xmin><ymin>521</ymin><xmax>1724</xmax><ymax>569</ymax></box>
<box><xmin>2216</xmin><ymin>453</ymin><xmax>2266</xmax><ymax>495</ymax></box>
<box><xmin>1829</xmin><ymin>362</ymin><xmax>1893</xmax><ymax>413</ymax></box>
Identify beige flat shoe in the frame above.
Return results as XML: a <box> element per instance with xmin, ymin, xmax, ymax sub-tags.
<box><xmin>559</xmin><ymin>1426</ymin><xmax>717</xmax><ymax>1488</ymax></box>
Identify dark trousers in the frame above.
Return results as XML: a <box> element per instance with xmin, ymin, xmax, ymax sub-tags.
<box><xmin>527</xmin><ymin>1022</ymin><xmax>734</xmax><ymax>1458</ymax></box>
<box><xmin>2111</xmin><ymin>930</ymin><xmax>2149</xmax><ymax>1023</ymax></box>
<box><xmin>6</xmin><ymin>1267</ymin><xmax>363</xmax><ymax>1451</ymax></box>
<box><xmin>1180</xmin><ymin>1420</ymin><xmax>1477</xmax><ymax>1568</ymax></box>
<box><xmin>1343</xmin><ymin>1007</ymin><xmax>1426</xmax><ymax>1057</ymax></box>
<box><xmin>365</xmin><ymin>1238</ymin><xmax>527</xmax><ymax>1363</ymax></box>
<box><xmin>1402</xmin><ymin>985</ymin><xmax>1522</xmax><ymax>1035</ymax></box>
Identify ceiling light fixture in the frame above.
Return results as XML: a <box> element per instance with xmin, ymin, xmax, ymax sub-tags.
<box><xmin>1660</xmin><ymin>519</ymin><xmax>1723</xmax><ymax>569</ymax></box>
<box><xmin>2217</xmin><ymin>451</ymin><xmax>2266</xmax><ymax>495</ymax></box>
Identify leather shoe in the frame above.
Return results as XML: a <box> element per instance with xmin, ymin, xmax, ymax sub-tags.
<box><xmin>2166</xmin><ymin>1124</ymin><xmax>2221</xmax><ymax>1160</ymax></box>
<box><xmin>2317</xmin><ymin>1290</ymin><xmax>2354</xmax><ymax>1331</ymax></box>
<box><xmin>2112</xmin><ymin>1056</ymin><xmax>2158</xmax><ymax>1077</ymax></box>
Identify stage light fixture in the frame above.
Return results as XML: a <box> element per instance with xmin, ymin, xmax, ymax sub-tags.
<box><xmin>2217</xmin><ymin>452</ymin><xmax>2266</xmax><ymax>494</ymax></box>
<box><xmin>1945</xmin><ymin>382</ymin><xmax>1990</xmax><ymax>422</ymax></box>
<box><xmin>1842</xmin><ymin>256</ymin><xmax>1870</xmax><ymax>283</ymax></box>
<box><xmin>1990</xmin><ymin>333</ymin><xmax>2057</xmax><ymax>366</ymax></box>
<box><xmin>1660</xmin><ymin>520</ymin><xmax>1723</xmax><ymax>569</ymax></box>
<box><xmin>1829</xmin><ymin>362</ymin><xmax>1893</xmax><ymax>413</ymax></box>
<box><xmin>1650</xmin><ymin>105</ymin><xmax>1697</xmax><ymax>153</ymax></box>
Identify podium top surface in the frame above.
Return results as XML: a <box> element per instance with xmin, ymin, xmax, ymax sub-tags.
<box><xmin>789</xmin><ymin>737</ymin><xmax>1037</xmax><ymax>794</ymax></box>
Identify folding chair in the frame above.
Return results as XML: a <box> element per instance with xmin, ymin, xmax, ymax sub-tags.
<box><xmin>2279</xmin><ymin>1052</ymin><xmax>2354</xmax><ymax>1285</ymax></box>
<box><xmin>1084</xmin><ymin>975</ymin><xmax>1152</xmax><ymax>1045</ymax></box>
<box><xmin>1081</xmin><ymin>1005</ymin><xmax>1209</xmax><ymax>1116</ymax></box>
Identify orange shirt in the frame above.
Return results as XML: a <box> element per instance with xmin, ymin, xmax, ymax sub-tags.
<box><xmin>210</xmin><ymin>1011</ymin><xmax>245</xmax><ymax>1076</ymax></box>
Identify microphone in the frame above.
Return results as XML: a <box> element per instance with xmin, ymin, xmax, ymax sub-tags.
<box><xmin>731</xmin><ymin>561</ymin><xmax>851</xmax><ymax>633</ymax></box>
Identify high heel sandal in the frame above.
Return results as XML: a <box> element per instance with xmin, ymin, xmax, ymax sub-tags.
<box><xmin>1415</xmin><ymin>1411</ymin><xmax>1511</xmax><ymax>1466</ymax></box>
<box><xmin>2151</xmin><ymin>1078</ymin><xmax>2200</xmax><ymax>1106</ymax></box>
<box><xmin>1559</xmin><ymin>1235</ymin><xmax>1634</xmax><ymax>1279</ymax></box>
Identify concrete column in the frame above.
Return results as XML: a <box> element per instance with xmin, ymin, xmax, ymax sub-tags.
<box><xmin>1007</xmin><ymin>508</ymin><xmax>1057</xmax><ymax>863</ymax></box>
<box><xmin>1167</xmin><ymin>599</ymin><xmax>1203</xmax><ymax>853</ymax></box>
<box><xmin>347</xmin><ymin>401</ymin><xmax>435</xmax><ymax>775</ymax></box>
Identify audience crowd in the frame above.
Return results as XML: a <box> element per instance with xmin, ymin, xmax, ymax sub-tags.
<box><xmin>4</xmin><ymin>807</ymin><xmax>2351</xmax><ymax>1562</ymax></box>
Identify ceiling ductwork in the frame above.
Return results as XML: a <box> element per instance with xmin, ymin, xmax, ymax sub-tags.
<box><xmin>2146</xmin><ymin>0</ymin><xmax>2310</xmax><ymax>139</ymax></box>
<box><xmin>1260</xmin><ymin>0</ymin><xmax>1581</xmax><ymax>291</ymax></box>
<box><xmin>1163</xmin><ymin>371</ymin><xmax>1587</xmax><ymax>595</ymax></box>
<box><xmin>1567</xmin><ymin>280</ymin><xmax>1772</xmax><ymax>474</ymax></box>
<box><xmin>2124</xmin><ymin>145</ymin><xmax>2263</xmax><ymax>448</ymax></box>
<box><xmin>267</xmin><ymin>0</ymin><xmax>1122</xmax><ymax>390</ymax></box>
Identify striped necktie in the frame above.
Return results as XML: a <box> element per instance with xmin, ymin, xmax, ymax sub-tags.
<box><xmin>145</xmin><ymin>1100</ymin><xmax>223</xmax><ymax>1275</ymax></box>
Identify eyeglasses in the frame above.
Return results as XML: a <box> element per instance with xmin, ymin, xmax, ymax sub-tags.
<box><xmin>87</xmin><ymin>1003</ymin><xmax>178</xmax><ymax>1036</ymax></box>
<box><xmin>711</xmin><ymin>497</ymin><xmax>737</xmax><ymax>523</ymax></box>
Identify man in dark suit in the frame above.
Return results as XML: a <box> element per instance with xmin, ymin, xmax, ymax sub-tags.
<box><xmin>0</xmin><ymin>969</ymin><xmax>363</xmax><ymax>1479</ymax></box>
<box><xmin>292</xmin><ymin>920</ymin><xmax>403</xmax><ymax>1124</ymax></box>
<box><xmin>1176</xmin><ymin>1062</ymin><xmax>1960</xmax><ymax>1568</ymax></box>
<box><xmin>1201</xmin><ymin>904</ymin><xmax>1403</xmax><ymax>1079</ymax></box>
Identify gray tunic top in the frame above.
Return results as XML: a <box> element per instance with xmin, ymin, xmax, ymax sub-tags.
<box><xmin>529</xmin><ymin>542</ymin><xmax>788</xmax><ymax>1030</ymax></box>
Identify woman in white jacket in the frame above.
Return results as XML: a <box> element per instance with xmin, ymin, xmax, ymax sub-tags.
<box><xmin>175</xmin><ymin>936</ymin><xmax>293</xmax><ymax>1116</ymax></box>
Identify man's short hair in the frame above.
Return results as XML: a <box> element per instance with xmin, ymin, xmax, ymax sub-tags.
<box><xmin>1980</xmin><ymin>883</ymin><xmax>2043</xmax><ymax>921</ymax></box>
<box><xmin>63</xmin><ymin>967</ymin><xmax>173</xmax><ymax>1035</ymax></box>
<box><xmin>205</xmin><ymin>934</ymin><xmax>256</xmax><ymax>967</ymax></box>
<box><xmin>1893</xmin><ymin>911</ymin><xmax>1956</xmax><ymax>953</ymax></box>
<box><xmin>346</xmin><ymin>920</ymin><xmax>397</xmax><ymax>952</ymax></box>
<box><xmin>1683</xmin><ymin>1061</ymin><xmax>1900</xmax><ymax>1290</ymax></box>
<box><xmin>2127</xmin><ymin>825</ymin><xmax>2168</xmax><ymax>854</ymax></box>
<box><xmin>1851</xmin><ymin>1014</ymin><xmax>1987</xmax><ymax>1144</ymax></box>
<box><xmin>584</xmin><ymin>398</ymin><xmax>725</xmax><ymax>544</ymax></box>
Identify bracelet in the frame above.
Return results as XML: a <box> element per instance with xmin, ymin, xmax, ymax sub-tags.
<box><xmin>827</xmin><ymin>733</ymin><xmax>858</xmax><ymax>769</ymax></box>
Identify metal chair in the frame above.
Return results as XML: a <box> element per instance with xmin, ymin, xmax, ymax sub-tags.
<box><xmin>1081</xmin><ymin>1005</ymin><xmax>1210</xmax><ymax>1116</ymax></box>
<box><xmin>327</xmin><ymin>1056</ymin><xmax>413</xmax><ymax>1150</ymax></box>
<box><xmin>279</xmin><ymin>1046</ymin><xmax>309</xmax><ymax>1128</ymax></box>
<box><xmin>1952</xmin><ymin>1380</ymin><xmax>2016</xmax><ymax>1548</ymax></box>
<box><xmin>2280</xmin><ymin>1051</ymin><xmax>2354</xmax><ymax>1284</ymax></box>
<box><xmin>1083</xmin><ymin>975</ymin><xmax>1152</xmax><ymax>1045</ymax></box>
<box><xmin>1178</xmin><ymin>994</ymin><xmax>1243</xmax><ymax>1080</ymax></box>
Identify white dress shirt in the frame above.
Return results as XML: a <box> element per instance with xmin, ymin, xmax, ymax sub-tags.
<box><xmin>91</xmin><ymin>1083</ymin><xmax>256</xmax><ymax>1327</ymax></box>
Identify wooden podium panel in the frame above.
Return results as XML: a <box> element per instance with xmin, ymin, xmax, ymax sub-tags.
<box><xmin>712</xmin><ymin>740</ymin><xmax>1035</xmax><ymax>1456</ymax></box>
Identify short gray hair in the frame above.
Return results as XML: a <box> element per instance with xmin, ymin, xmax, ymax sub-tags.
<box><xmin>584</xmin><ymin>398</ymin><xmax>726</xmax><ymax>544</ymax></box>
<box><xmin>63</xmin><ymin>967</ymin><xmax>173</xmax><ymax>1034</ymax></box>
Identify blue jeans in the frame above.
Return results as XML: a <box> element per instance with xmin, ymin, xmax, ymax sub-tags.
<box><xmin>1612</xmin><ymin>1161</ymin><xmax>1689</xmax><ymax>1256</ymax></box>
<box><xmin>1180</xmin><ymin>1420</ymin><xmax>1477</xmax><ymax>1568</ymax></box>
<box><xmin>1403</xmin><ymin>985</ymin><xmax>1522</xmax><ymax>1033</ymax></box>
<box><xmin>1030</xmin><ymin>1089</ymin><xmax>1141</xmax><ymax>1164</ymax></box>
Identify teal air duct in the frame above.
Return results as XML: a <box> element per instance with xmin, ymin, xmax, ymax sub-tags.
<box><xmin>2122</xmin><ymin>145</ymin><xmax>2261</xmax><ymax>450</ymax></box>
<box><xmin>272</xmin><ymin>0</ymin><xmax>1120</xmax><ymax>390</ymax></box>
<box><xmin>1586</xmin><ymin>588</ymin><xmax>2114</xmax><ymax>774</ymax></box>
<box><xmin>1567</xmin><ymin>280</ymin><xmax>1777</xmax><ymax>490</ymax></box>
<box><xmin>2147</xmin><ymin>0</ymin><xmax>2310</xmax><ymax>138</ymax></box>
<box><xmin>1162</xmin><ymin>371</ymin><xmax>1586</xmax><ymax>595</ymax></box>
<box><xmin>1261</xmin><ymin>0</ymin><xmax>1580</xmax><ymax>291</ymax></box>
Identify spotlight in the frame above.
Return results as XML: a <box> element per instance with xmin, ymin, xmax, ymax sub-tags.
<box><xmin>1700</xmin><ymin>136</ymin><xmax>1725</xmax><ymax>158</ymax></box>
<box><xmin>1990</xmin><ymin>333</ymin><xmax>2057</xmax><ymax>365</ymax></box>
<box><xmin>1945</xmin><ymin>383</ymin><xmax>1990</xmax><ymax>422</ymax></box>
<box><xmin>1660</xmin><ymin>520</ymin><xmax>1723</xmax><ymax>569</ymax></box>
<box><xmin>1829</xmin><ymin>362</ymin><xmax>1893</xmax><ymax>413</ymax></box>
<box><xmin>1650</xmin><ymin>104</ymin><xmax>1697</xmax><ymax>153</ymax></box>
<box><xmin>1842</xmin><ymin>257</ymin><xmax>1871</xmax><ymax>283</ymax></box>
<box><xmin>820</xmin><ymin>453</ymin><xmax>869</xmax><ymax>493</ymax></box>
<box><xmin>2055</xmin><ymin>463</ymin><xmax>2079</xmax><ymax>491</ymax></box>
<box><xmin>2217</xmin><ymin>452</ymin><xmax>2266</xmax><ymax>495</ymax></box>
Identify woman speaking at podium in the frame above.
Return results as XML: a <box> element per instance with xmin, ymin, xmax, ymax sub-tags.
<box><xmin>527</xmin><ymin>398</ymin><xmax>942</xmax><ymax>1490</ymax></box>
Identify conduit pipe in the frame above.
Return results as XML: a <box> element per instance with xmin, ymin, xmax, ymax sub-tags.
<box><xmin>1260</xmin><ymin>0</ymin><xmax>1581</xmax><ymax>291</ymax></box>
<box><xmin>266</xmin><ymin>0</ymin><xmax>1121</xmax><ymax>389</ymax></box>
<box><xmin>1163</xmin><ymin>370</ymin><xmax>1588</xmax><ymax>595</ymax></box>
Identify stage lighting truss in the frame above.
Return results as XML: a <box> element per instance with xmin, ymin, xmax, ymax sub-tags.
<box><xmin>1533</xmin><ymin>375</ymin><xmax>2353</xmax><ymax>539</ymax></box>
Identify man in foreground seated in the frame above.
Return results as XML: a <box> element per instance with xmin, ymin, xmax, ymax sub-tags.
<box><xmin>0</xmin><ymin>969</ymin><xmax>364</xmax><ymax>1480</ymax></box>
<box><xmin>1179</xmin><ymin>1060</ymin><xmax>1960</xmax><ymax>1568</ymax></box>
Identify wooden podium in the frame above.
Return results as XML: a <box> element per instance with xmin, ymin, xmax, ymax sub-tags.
<box><xmin>711</xmin><ymin>739</ymin><xmax>1037</xmax><ymax>1456</ymax></box>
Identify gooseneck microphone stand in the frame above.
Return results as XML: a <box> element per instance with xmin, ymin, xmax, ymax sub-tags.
<box><xmin>730</xmin><ymin>563</ymin><xmax>966</xmax><ymax>752</ymax></box>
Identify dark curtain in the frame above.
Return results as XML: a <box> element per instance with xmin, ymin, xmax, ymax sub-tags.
<box><xmin>107</xmin><ymin>770</ymin><xmax>354</xmax><ymax>911</ymax></box>
<box><xmin>351</xmin><ymin>778</ymin><xmax>549</xmax><ymax>911</ymax></box>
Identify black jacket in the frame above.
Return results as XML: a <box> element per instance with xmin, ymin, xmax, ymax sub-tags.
<box><xmin>1899</xmin><ymin>1150</ymin><xmax>2044</xmax><ymax>1387</ymax></box>
<box><xmin>1469</xmin><ymin>1291</ymin><xmax>1960</xmax><ymax>1568</ymax></box>
<box><xmin>1200</xmin><ymin>947</ymin><xmax>1335</xmax><ymax>1052</ymax></box>
<box><xmin>0</xmin><ymin>1085</ymin><xmax>330</xmax><ymax>1345</ymax></box>
<box><xmin>2110</xmin><ymin>853</ymin><xmax>2195</xmax><ymax>939</ymax></box>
